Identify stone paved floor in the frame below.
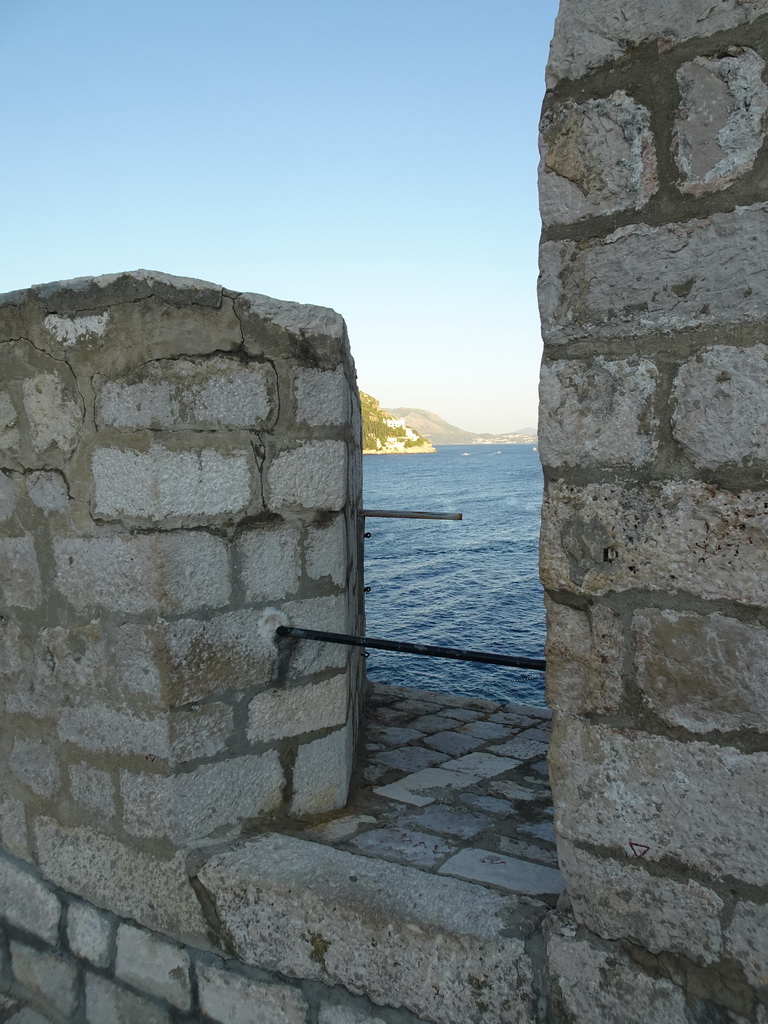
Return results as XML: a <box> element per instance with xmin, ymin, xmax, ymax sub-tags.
<box><xmin>285</xmin><ymin>682</ymin><xmax>562</xmax><ymax>904</ymax></box>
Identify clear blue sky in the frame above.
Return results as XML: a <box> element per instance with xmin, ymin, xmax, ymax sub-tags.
<box><xmin>0</xmin><ymin>1</ymin><xmax>558</xmax><ymax>433</ymax></box>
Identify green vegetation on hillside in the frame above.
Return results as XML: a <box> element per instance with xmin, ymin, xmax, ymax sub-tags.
<box><xmin>360</xmin><ymin>392</ymin><xmax>432</xmax><ymax>452</ymax></box>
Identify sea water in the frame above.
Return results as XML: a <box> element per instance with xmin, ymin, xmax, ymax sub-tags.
<box><xmin>362</xmin><ymin>444</ymin><xmax>546</xmax><ymax>706</ymax></box>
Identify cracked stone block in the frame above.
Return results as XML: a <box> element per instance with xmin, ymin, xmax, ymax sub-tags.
<box><xmin>197</xmin><ymin>965</ymin><xmax>309</xmax><ymax>1024</ymax></box>
<box><xmin>726</xmin><ymin>900</ymin><xmax>768</xmax><ymax>989</ymax></box>
<box><xmin>10</xmin><ymin>943</ymin><xmax>78</xmax><ymax>1018</ymax></box>
<box><xmin>675</xmin><ymin>49</ymin><xmax>768</xmax><ymax>194</ymax></box>
<box><xmin>0</xmin><ymin>537</ymin><xmax>41</xmax><ymax>609</ymax></box>
<box><xmin>350</xmin><ymin>827</ymin><xmax>456</xmax><ymax>868</ymax></box>
<box><xmin>539</xmin><ymin>357</ymin><xmax>658</xmax><ymax>468</ymax></box>
<box><xmin>198</xmin><ymin>833</ymin><xmax>539</xmax><ymax>1024</ymax></box>
<box><xmin>247</xmin><ymin>676</ymin><xmax>347</xmax><ymax>743</ymax></box>
<box><xmin>540</xmin><ymin>205</ymin><xmax>768</xmax><ymax>346</ymax></box>
<box><xmin>0</xmin><ymin>859</ymin><xmax>60</xmax><ymax>942</ymax></box>
<box><xmin>295</xmin><ymin>365</ymin><xmax>349</xmax><ymax>426</ymax></box>
<box><xmin>557</xmin><ymin>839</ymin><xmax>723</xmax><ymax>964</ymax></box>
<box><xmin>53</xmin><ymin>532</ymin><xmax>231</xmax><ymax>615</ymax></box>
<box><xmin>10</xmin><ymin>738</ymin><xmax>60</xmax><ymax>798</ymax></box>
<box><xmin>267</xmin><ymin>440</ymin><xmax>347</xmax><ymax>511</ymax></box>
<box><xmin>544</xmin><ymin>597</ymin><xmax>623</xmax><ymax>716</ymax></box>
<box><xmin>546</xmin><ymin>0</ymin><xmax>768</xmax><ymax>86</ymax></box>
<box><xmin>550</xmin><ymin>717</ymin><xmax>768</xmax><ymax>887</ymax></box>
<box><xmin>547</xmin><ymin>924</ymin><xmax>687</xmax><ymax>1024</ymax></box>
<box><xmin>26</xmin><ymin>470</ymin><xmax>68</xmax><ymax>514</ymax></box>
<box><xmin>540</xmin><ymin>480</ymin><xmax>768</xmax><ymax>608</ymax></box>
<box><xmin>22</xmin><ymin>372</ymin><xmax>82</xmax><ymax>456</ymax></box>
<box><xmin>67</xmin><ymin>902</ymin><xmax>112</xmax><ymax>967</ymax></box>
<box><xmin>634</xmin><ymin>607</ymin><xmax>768</xmax><ymax>734</ymax></box>
<box><xmin>85</xmin><ymin>974</ymin><xmax>170</xmax><ymax>1024</ymax></box>
<box><xmin>439</xmin><ymin>848</ymin><xmax>564</xmax><ymax>896</ymax></box>
<box><xmin>673</xmin><ymin>345</ymin><xmax>768</xmax><ymax>468</ymax></box>
<box><xmin>116</xmin><ymin>924</ymin><xmax>190</xmax><ymax>1010</ymax></box>
<box><xmin>306</xmin><ymin>515</ymin><xmax>346</xmax><ymax>585</ymax></box>
<box><xmin>91</xmin><ymin>444</ymin><xmax>253</xmax><ymax>522</ymax></box>
<box><xmin>291</xmin><ymin>726</ymin><xmax>353</xmax><ymax>816</ymax></box>
<box><xmin>237</xmin><ymin>524</ymin><xmax>301</xmax><ymax>601</ymax></box>
<box><xmin>540</xmin><ymin>92</ymin><xmax>657</xmax><ymax>225</ymax></box>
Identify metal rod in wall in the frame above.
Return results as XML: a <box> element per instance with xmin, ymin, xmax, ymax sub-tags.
<box><xmin>275</xmin><ymin>626</ymin><xmax>546</xmax><ymax>671</ymax></box>
<box><xmin>358</xmin><ymin>509</ymin><xmax>463</xmax><ymax>521</ymax></box>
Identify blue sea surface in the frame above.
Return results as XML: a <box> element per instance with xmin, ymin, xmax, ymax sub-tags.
<box><xmin>362</xmin><ymin>444</ymin><xmax>546</xmax><ymax>706</ymax></box>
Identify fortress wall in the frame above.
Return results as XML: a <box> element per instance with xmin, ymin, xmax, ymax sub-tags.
<box><xmin>539</xmin><ymin>1</ymin><xmax>768</xmax><ymax>1018</ymax></box>
<box><xmin>0</xmin><ymin>271</ymin><xmax>364</xmax><ymax>943</ymax></box>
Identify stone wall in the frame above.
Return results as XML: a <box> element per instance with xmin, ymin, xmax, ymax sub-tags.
<box><xmin>0</xmin><ymin>271</ymin><xmax>364</xmax><ymax>943</ymax></box>
<box><xmin>539</xmin><ymin>2</ymin><xmax>768</xmax><ymax>1020</ymax></box>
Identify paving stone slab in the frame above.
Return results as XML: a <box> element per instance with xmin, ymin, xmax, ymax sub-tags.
<box><xmin>422</xmin><ymin>731</ymin><xmax>485</xmax><ymax>756</ymax></box>
<box><xmin>305</xmin><ymin>815</ymin><xmax>378</xmax><ymax>842</ymax></box>
<box><xmin>374</xmin><ymin>747</ymin><xmax>448</xmax><ymax>772</ymax></box>
<box><xmin>439</xmin><ymin>848</ymin><xmax>565</xmax><ymax>896</ymax></box>
<box><xmin>401</xmin><ymin>805</ymin><xmax>492</xmax><ymax>839</ymax></box>
<box><xmin>410</xmin><ymin>714</ymin><xmax>458</xmax><ymax>734</ymax></box>
<box><xmin>350</xmin><ymin>827</ymin><xmax>456</xmax><ymax>867</ymax></box>
<box><xmin>372</xmin><ymin>782</ymin><xmax>435</xmax><ymax>807</ymax></box>
<box><xmin>491</xmin><ymin>781</ymin><xmax>549</xmax><ymax>803</ymax></box>
<box><xmin>459</xmin><ymin>721</ymin><xmax>512</xmax><ymax>740</ymax></box>
<box><xmin>395</xmin><ymin>767</ymin><xmax>484</xmax><ymax>791</ymax></box>
<box><xmin>499</xmin><ymin>837</ymin><xmax>560</xmax><ymax>867</ymax></box>
<box><xmin>489</xmin><ymin>712</ymin><xmax>539</xmax><ymax>727</ymax></box>
<box><xmin>368</xmin><ymin>726</ymin><xmax>424</xmax><ymax>746</ymax></box>
<box><xmin>392</xmin><ymin>699</ymin><xmax>442</xmax><ymax>715</ymax></box>
<box><xmin>489</xmin><ymin>736</ymin><xmax>550</xmax><ymax>761</ymax></box>
<box><xmin>438</xmin><ymin>708</ymin><xmax>484</xmax><ymax>722</ymax></box>
<box><xmin>443</xmin><ymin>753</ymin><xmax>516</xmax><ymax>778</ymax></box>
<box><xmin>500</xmin><ymin>703</ymin><xmax>552</xmax><ymax>720</ymax></box>
<box><xmin>519</xmin><ymin>822</ymin><xmax>556</xmax><ymax>844</ymax></box>
<box><xmin>459</xmin><ymin>793</ymin><xmax>515</xmax><ymax>816</ymax></box>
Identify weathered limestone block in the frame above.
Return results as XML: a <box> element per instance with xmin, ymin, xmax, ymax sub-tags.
<box><xmin>9</xmin><ymin>739</ymin><xmax>60</xmax><ymax>798</ymax></box>
<box><xmin>115</xmin><ymin>924</ymin><xmax>191</xmax><ymax>1010</ymax></box>
<box><xmin>547</xmin><ymin>0</ymin><xmax>768</xmax><ymax>85</ymax></box>
<box><xmin>0</xmin><ymin>793</ymin><xmax>29</xmax><ymax>860</ymax></box>
<box><xmin>10</xmin><ymin>943</ymin><xmax>78</xmax><ymax>1018</ymax></box>
<box><xmin>541</xmin><ymin>480</ymin><xmax>768</xmax><ymax>607</ymax></box>
<box><xmin>97</xmin><ymin>356</ymin><xmax>275</xmax><ymax>430</ymax></box>
<box><xmin>53</xmin><ymin>532</ymin><xmax>231</xmax><ymax>614</ymax></box>
<box><xmin>282</xmin><ymin>595</ymin><xmax>350</xmax><ymax>677</ymax></box>
<box><xmin>267</xmin><ymin>440</ymin><xmax>348</xmax><ymax>511</ymax></box>
<box><xmin>0</xmin><ymin>858</ymin><xmax>60</xmax><ymax>942</ymax></box>
<box><xmin>0</xmin><ymin>390</ymin><xmax>19</xmax><ymax>453</ymax></box>
<box><xmin>91</xmin><ymin>444</ymin><xmax>255</xmax><ymax>523</ymax></box>
<box><xmin>85</xmin><ymin>974</ymin><xmax>171</xmax><ymax>1024</ymax></box>
<box><xmin>69</xmin><ymin>764</ymin><xmax>117</xmax><ymax>820</ymax></box>
<box><xmin>26</xmin><ymin>470</ymin><xmax>69</xmax><ymax>514</ymax></box>
<box><xmin>0</xmin><ymin>537</ymin><xmax>41</xmax><ymax>609</ymax></box>
<box><xmin>291</xmin><ymin>725</ymin><xmax>353</xmax><ymax>816</ymax></box>
<box><xmin>294</xmin><ymin>365</ymin><xmax>349</xmax><ymax>426</ymax></box>
<box><xmin>557</xmin><ymin>839</ymin><xmax>723</xmax><ymax>963</ymax></box>
<box><xmin>544</xmin><ymin>597</ymin><xmax>623</xmax><ymax>715</ymax></box>
<box><xmin>198</xmin><ymin>833</ymin><xmax>540</xmax><ymax>1024</ymax></box>
<box><xmin>120</xmin><ymin>751</ymin><xmax>284</xmax><ymax>843</ymax></box>
<box><xmin>0</xmin><ymin>471</ymin><xmax>16</xmax><ymax>520</ymax></box>
<box><xmin>550</xmin><ymin>717</ymin><xmax>768</xmax><ymax>886</ymax></box>
<box><xmin>196</xmin><ymin>965</ymin><xmax>309</xmax><ymax>1024</ymax></box>
<box><xmin>539</xmin><ymin>205</ymin><xmax>768</xmax><ymax>346</ymax></box>
<box><xmin>57</xmin><ymin>704</ymin><xmax>169</xmax><ymax>758</ymax></box>
<box><xmin>237</xmin><ymin>524</ymin><xmax>301</xmax><ymax>602</ymax></box>
<box><xmin>236</xmin><ymin>292</ymin><xmax>347</xmax><ymax>368</ymax></box>
<box><xmin>306</xmin><ymin>515</ymin><xmax>347</xmax><ymax>584</ymax></box>
<box><xmin>318</xmin><ymin>1009</ymin><xmax>389</xmax><ymax>1024</ymax></box>
<box><xmin>539</xmin><ymin>92</ymin><xmax>657</xmax><ymax>225</ymax></box>
<box><xmin>22</xmin><ymin>373</ymin><xmax>82</xmax><ymax>458</ymax></box>
<box><xmin>247</xmin><ymin>676</ymin><xmax>348</xmax><ymax>743</ymax></box>
<box><xmin>675</xmin><ymin>49</ymin><xmax>768</xmax><ymax>194</ymax></box>
<box><xmin>33</xmin><ymin>817</ymin><xmax>208</xmax><ymax>942</ymax></box>
<box><xmin>726</xmin><ymin>900</ymin><xmax>768</xmax><ymax>990</ymax></box>
<box><xmin>546</xmin><ymin>918</ymin><xmax>687</xmax><ymax>1024</ymax></box>
<box><xmin>673</xmin><ymin>345</ymin><xmax>768</xmax><ymax>468</ymax></box>
<box><xmin>634</xmin><ymin>607</ymin><xmax>768</xmax><ymax>733</ymax></box>
<box><xmin>66</xmin><ymin>902</ymin><xmax>112</xmax><ymax>967</ymax></box>
<box><xmin>170</xmin><ymin>703</ymin><xmax>232</xmax><ymax>762</ymax></box>
<box><xmin>539</xmin><ymin>357</ymin><xmax>658</xmax><ymax>468</ymax></box>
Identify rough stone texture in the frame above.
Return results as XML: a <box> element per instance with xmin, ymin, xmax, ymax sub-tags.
<box><xmin>57</xmin><ymin>704</ymin><xmax>169</xmax><ymax>758</ymax></box>
<box><xmin>248</xmin><ymin>676</ymin><xmax>348</xmax><ymax>743</ymax></box>
<box><xmin>544</xmin><ymin>597</ymin><xmax>623</xmax><ymax>715</ymax></box>
<box><xmin>26</xmin><ymin>471</ymin><xmax>68</xmax><ymax>514</ymax></box>
<box><xmin>306</xmin><ymin>516</ymin><xmax>346</xmax><ymax>585</ymax></box>
<box><xmin>67</xmin><ymin>902</ymin><xmax>112</xmax><ymax>967</ymax></box>
<box><xmin>557</xmin><ymin>839</ymin><xmax>723</xmax><ymax>963</ymax></box>
<box><xmin>196</xmin><ymin>964</ymin><xmax>309</xmax><ymax>1024</ymax></box>
<box><xmin>22</xmin><ymin>372</ymin><xmax>82</xmax><ymax>457</ymax></box>
<box><xmin>33</xmin><ymin>817</ymin><xmax>208</xmax><ymax>942</ymax></box>
<box><xmin>546</xmin><ymin>0</ymin><xmax>768</xmax><ymax>85</ymax></box>
<box><xmin>540</xmin><ymin>480</ymin><xmax>768</xmax><ymax>607</ymax></box>
<box><xmin>547</xmin><ymin>923</ymin><xmax>687</xmax><ymax>1024</ymax></box>
<box><xmin>294</xmin><ymin>365</ymin><xmax>349</xmax><ymax>426</ymax></box>
<box><xmin>439</xmin><ymin>848</ymin><xmax>565</xmax><ymax>896</ymax></box>
<box><xmin>672</xmin><ymin>345</ymin><xmax>768</xmax><ymax>468</ymax></box>
<box><xmin>291</xmin><ymin>726</ymin><xmax>352</xmax><ymax>816</ymax></box>
<box><xmin>267</xmin><ymin>441</ymin><xmax>347</xmax><ymax>511</ymax></box>
<box><xmin>198</xmin><ymin>833</ymin><xmax>539</xmax><ymax>1024</ymax></box>
<box><xmin>0</xmin><ymin>538</ymin><xmax>41</xmax><ymax>609</ymax></box>
<box><xmin>170</xmin><ymin>702</ymin><xmax>232</xmax><ymax>762</ymax></box>
<box><xmin>238</xmin><ymin>525</ymin><xmax>301</xmax><ymax>601</ymax></box>
<box><xmin>10</xmin><ymin>943</ymin><xmax>78</xmax><ymax>1018</ymax></box>
<box><xmin>540</xmin><ymin>205</ymin><xmax>768</xmax><ymax>346</ymax></box>
<box><xmin>91</xmin><ymin>444</ymin><xmax>253</xmax><ymax>522</ymax></box>
<box><xmin>674</xmin><ymin>49</ymin><xmax>768</xmax><ymax>195</ymax></box>
<box><xmin>0</xmin><ymin>858</ymin><xmax>60</xmax><ymax>942</ymax></box>
<box><xmin>538</xmin><ymin>357</ymin><xmax>658</xmax><ymax>467</ymax></box>
<box><xmin>317</xmin><ymin>1009</ymin><xmax>388</xmax><ymax>1024</ymax></box>
<box><xmin>634</xmin><ymin>607</ymin><xmax>768</xmax><ymax>733</ymax></box>
<box><xmin>85</xmin><ymin>973</ymin><xmax>171</xmax><ymax>1024</ymax></box>
<box><xmin>539</xmin><ymin>92</ymin><xmax>657</xmax><ymax>225</ymax></box>
<box><xmin>115</xmin><ymin>924</ymin><xmax>190</xmax><ymax>1010</ymax></box>
<box><xmin>726</xmin><ymin>900</ymin><xmax>768</xmax><ymax>990</ymax></box>
<box><xmin>550</xmin><ymin>717</ymin><xmax>768</xmax><ymax>887</ymax></box>
<box><xmin>9</xmin><ymin>739</ymin><xmax>60</xmax><ymax>798</ymax></box>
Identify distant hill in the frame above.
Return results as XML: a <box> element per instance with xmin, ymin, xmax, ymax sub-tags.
<box><xmin>385</xmin><ymin>407</ymin><xmax>536</xmax><ymax>445</ymax></box>
<box><xmin>360</xmin><ymin>393</ymin><xmax>435</xmax><ymax>454</ymax></box>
